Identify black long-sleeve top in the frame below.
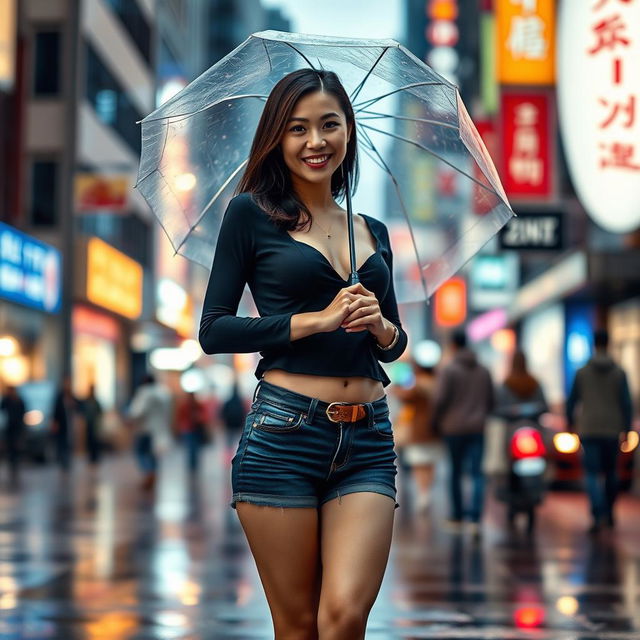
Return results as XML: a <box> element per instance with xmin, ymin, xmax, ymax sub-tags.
<box><xmin>198</xmin><ymin>193</ymin><xmax>408</xmax><ymax>386</ymax></box>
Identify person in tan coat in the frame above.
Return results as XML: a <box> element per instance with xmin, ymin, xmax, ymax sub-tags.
<box><xmin>393</xmin><ymin>361</ymin><xmax>439</xmax><ymax>512</ymax></box>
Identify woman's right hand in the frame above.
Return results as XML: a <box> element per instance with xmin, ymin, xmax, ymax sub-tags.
<box><xmin>316</xmin><ymin>284</ymin><xmax>367</xmax><ymax>333</ymax></box>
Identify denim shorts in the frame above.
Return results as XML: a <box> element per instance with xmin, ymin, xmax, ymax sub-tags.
<box><xmin>230</xmin><ymin>380</ymin><xmax>398</xmax><ymax>509</ymax></box>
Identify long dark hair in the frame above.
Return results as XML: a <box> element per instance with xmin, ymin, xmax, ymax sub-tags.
<box><xmin>504</xmin><ymin>350</ymin><xmax>539</xmax><ymax>399</ymax></box>
<box><xmin>235</xmin><ymin>68</ymin><xmax>359</xmax><ymax>231</ymax></box>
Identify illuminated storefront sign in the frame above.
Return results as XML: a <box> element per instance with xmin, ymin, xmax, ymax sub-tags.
<box><xmin>434</xmin><ymin>277</ymin><xmax>467</xmax><ymax>327</ymax></box>
<box><xmin>86</xmin><ymin>237</ymin><xmax>143</xmax><ymax>319</ymax></box>
<box><xmin>497</xmin><ymin>0</ymin><xmax>555</xmax><ymax>85</ymax></box>
<box><xmin>499</xmin><ymin>212</ymin><xmax>562</xmax><ymax>250</ymax></box>
<box><xmin>426</xmin><ymin>0</ymin><xmax>460</xmax><ymax>85</ymax></box>
<box><xmin>75</xmin><ymin>173</ymin><xmax>130</xmax><ymax>212</ymax></box>
<box><xmin>0</xmin><ymin>0</ymin><xmax>16</xmax><ymax>91</ymax></box>
<box><xmin>501</xmin><ymin>91</ymin><xmax>555</xmax><ymax>201</ymax></box>
<box><xmin>470</xmin><ymin>253</ymin><xmax>519</xmax><ymax>310</ymax></box>
<box><xmin>156</xmin><ymin>278</ymin><xmax>193</xmax><ymax>338</ymax></box>
<box><xmin>557</xmin><ymin>0</ymin><xmax>640</xmax><ymax>233</ymax></box>
<box><xmin>0</xmin><ymin>222</ymin><xmax>61</xmax><ymax>312</ymax></box>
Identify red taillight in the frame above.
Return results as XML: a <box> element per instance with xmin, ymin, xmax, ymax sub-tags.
<box><xmin>511</xmin><ymin>427</ymin><xmax>545</xmax><ymax>459</ymax></box>
<box><xmin>514</xmin><ymin>605</ymin><xmax>545</xmax><ymax>629</ymax></box>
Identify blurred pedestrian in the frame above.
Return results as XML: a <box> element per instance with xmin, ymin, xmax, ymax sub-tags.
<box><xmin>494</xmin><ymin>350</ymin><xmax>548</xmax><ymax>531</ymax></box>
<box><xmin>496</xmin><ymin>350</ymin><xmax>548</xmax><ymax>420</ymax></box>
<box><xmin>176</xmin><ymin>392</ymin><xmax>208</xmax><ymax>475</ymax></box>
<box><xmin>566</xmin><ymin>329</ymin><xmax>633</xmax><ymax>532</ymax></box>
<box><xmin>51</xmin><ymin>376</ymin><xmax>80</xmax><ymax>472</ymax></box>
<box><xmin>0</xmin><ymin>385</ymin><xmax>26</xmax><ymax>485</ymax></box>
<box><xmin>219</xmin><ymin>379</ymin><xmax>247</xmax><ymax>456</ymax></box>
<box><xmin>82</xmin><ymin>384</ymin><xmax>103</xmax><ymax>468</ymax></box>
<box><xmin>432</xmin><ymin>331</ymin><xmax>494</xmax><ymax>535</ymax></box>
<box><xmin>128</xmin><ymin>374</ymin><xmax>173</xmax><ymax>491</ymax></box>
<box><xmin>392</xmin><ymin>361</ymin><xmax>439</xmax><ymax>513</ymax></box>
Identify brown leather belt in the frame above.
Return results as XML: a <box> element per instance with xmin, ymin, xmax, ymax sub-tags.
<box><xmin>325</xmin><ymin>402</ymin><xmax>368</xmax><ymax>423</ymax></box>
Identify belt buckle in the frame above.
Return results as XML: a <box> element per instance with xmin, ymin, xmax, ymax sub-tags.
<box><xmin>326</xmin><ymin>402</ymin><xmax>347</xmax><ymax>423</ymax></box>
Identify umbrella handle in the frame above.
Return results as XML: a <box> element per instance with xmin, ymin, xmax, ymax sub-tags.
<box><xmin>345</xmin><ymin>171</ymin><xmax>360</xmax><ymax>285</ymax></box>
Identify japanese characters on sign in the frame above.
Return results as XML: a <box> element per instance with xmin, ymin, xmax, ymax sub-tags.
<box><xmin>501</xmin><ymin>92</ymin><xmax>554</xmax><ymax>201</ymax></box>
<box><xmin>557</xmin><ymin>0</ymin><xmax>640</xmax><ymax>233</ymax></box>
<box><xmin>497</xmin><ymin>0</ymin><xmax>555</xmax><ymax>85</ymax></box>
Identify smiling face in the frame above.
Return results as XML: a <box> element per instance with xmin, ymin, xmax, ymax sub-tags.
<box><xmin>280</xmin><ymin>90</ymin><xmax>352</xmax><ymax>188</ymax></box>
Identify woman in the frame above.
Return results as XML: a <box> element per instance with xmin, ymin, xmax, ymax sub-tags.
<box><xmin>199</xmin><ymin>69</ymin><xmax>407</xmax><ymax>639</ymax></box>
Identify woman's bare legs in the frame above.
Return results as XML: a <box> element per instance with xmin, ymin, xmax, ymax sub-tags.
<box><xmin>317</xmin><ymin>492</ymin><xmax>395</xmax><ymax>640</ymax></box>
<box><xmin>236</xmin><ymin>503</ymin><xmax>321</xmax><ymax>639</ymax></box>
<box><xmin>413</xmin><ymin>464</ymin><xmax>435</xmax><ymax>510</ymax></box>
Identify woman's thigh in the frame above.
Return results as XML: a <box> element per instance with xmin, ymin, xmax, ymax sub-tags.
<box><xmin>318</xmin><ymin>492</ymin><xmax>395</xmax><ymax>618</ymax></box>
<box><xmin>236</xmin><ymin>503</ymin><xmax>321</xmax><ymax>632</ymax></box>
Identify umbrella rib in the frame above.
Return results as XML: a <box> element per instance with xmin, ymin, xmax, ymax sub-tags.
<box><xmin>135</xmin><ymin>120</ymin><xmax>170</xmax><ymax>188</ymax></box>
<box><xmin>282</xmin><ymin>42</ymin><xmax>318</xmax><ymax>69</ymax></box>
<box><xmin>172</xmin><ymin>158</ymin><xmax>249</xmax><ymax>256</ymax></box>
<box><xmin>353</xmin><ymin>81</ymin><xmax>448</xmax><ymax>112</ymax></box>
<box><xmin>261</xmin><ymin>39</ymin><xmax>273</xmax><ymax>73</ymax></box>
<box><xmin>359</xmin><ymin>122</ymin><xmax>500</xmax><ymax>198</ymax></box>
<box><xmin>357</xmin><ymin>109</ymin><xmax>459</xmax><ymax>131</ymax></box>
<box><xmin>349</xmin><ymin>47</ymin><xmax>390</xmax><ymax>104</ymax></box>
<box><xmin>140</xmin><ymin>94</ymin><xmax>269</xmax><ymax>124</ymax></box>
<box><xmin>357</xmin><ymin>126</ymin><xmax>430</xmax><ymax>303</ymax></box>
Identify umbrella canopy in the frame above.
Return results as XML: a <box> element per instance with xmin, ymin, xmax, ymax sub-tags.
<box><xmin>136</xmin><ymin>30</ymin><xmax>513</xmax><ymax>301</ymax></box>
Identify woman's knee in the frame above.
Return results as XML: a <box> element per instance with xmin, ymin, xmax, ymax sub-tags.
<box><xmin>273</xmin><ymin>610</ymin><xmax>318</xmax><ymax>640</ymax></box>
<box><xmin>317</xmin><ymin>598</ymin><xmax>370</xmax><ymax>637</ymax></box>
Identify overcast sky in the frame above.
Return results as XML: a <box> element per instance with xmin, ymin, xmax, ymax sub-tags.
<box><xmin>260</xmin><ymin>0</ymin><xmax>406</xmax><ymax>42</ymax></box>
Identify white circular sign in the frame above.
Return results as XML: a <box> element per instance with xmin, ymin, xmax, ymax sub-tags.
<box><xmin>557</xmin><ymin>2</ymin><xmax>640</xmax><ymax>233</ymax></box>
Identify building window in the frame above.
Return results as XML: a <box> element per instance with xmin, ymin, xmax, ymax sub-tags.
<box><xmin>102</xmin><ymin>0</ymin><xmax>152</xmax><ymax>65</ymax></box>
<box><xmin>33</xmin><ymin>31</ymin><xmax>61</xmax><ymax>96</ymax></box>
<box><xmin>30</xmin><ymin>161</ymin><xmax>58</xmax><ymax>226</ymax></box>
<box><xmin>85</xmin><ymin>44</ymin><xmax>143</xmax><ymax>155</ymax></box>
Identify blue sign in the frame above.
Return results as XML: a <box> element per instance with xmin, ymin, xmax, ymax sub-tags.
<box><xmin>0</xmin><ymin>222</ymin><xmax>62</xmax><ymax>313</ymax></box>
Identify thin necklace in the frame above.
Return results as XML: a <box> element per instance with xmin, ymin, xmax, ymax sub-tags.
<box><xmin>313</xmin><ymin>215</ymin><xmax>334</xmax><ymax>239</ymax></box>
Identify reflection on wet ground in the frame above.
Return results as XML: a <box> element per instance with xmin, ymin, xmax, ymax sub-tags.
<box><xmin>0</xmin><ymin>442</ymin><xmax>638</xmax><ymax>639</ymax></box>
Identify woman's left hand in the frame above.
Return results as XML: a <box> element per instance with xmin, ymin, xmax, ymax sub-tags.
<box><xmin>340</xmin><ymin>283</ymin><xmax>386</xmax><ymax>338</ymax></box>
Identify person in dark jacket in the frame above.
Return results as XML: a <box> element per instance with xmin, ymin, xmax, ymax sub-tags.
<box><xmin>566</xmin><ymin>329</ymin><xmax>633</xmax><ymax>532</ymax></box>
<box><xmin>52</xmin><ymin>376</ymin><xmax>79</xmax><ymax>472</ymax></box>
<box><xmin>432</xmin><ymin>331</ymin><xmax>494</xmax><ymax>534</ymax></box>
<box><xmin>82</xmin><ymin>385</ymin><xmax>103</xmax><ymax>467</ymax></box>
<box><xmin>1</xmin><ymin>385</ymin><xmax>26</xmax><ymax>485</ymax></box>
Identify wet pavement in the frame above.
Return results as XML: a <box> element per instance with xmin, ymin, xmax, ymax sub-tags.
<box><xmin>0</xmin><ymin>441</ymin><xmax>639</xmax><ymax>639</ymax></box>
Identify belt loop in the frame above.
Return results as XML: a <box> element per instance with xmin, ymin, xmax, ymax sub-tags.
<box><xmin>366</xmin><ymin>402</ymin><xmax>374</xmax><ymax>428</ymax></box>
<box><xmin>308</xmin><ymin>397</ymin><xmax>318</xmax><ymax>423</ymax></box>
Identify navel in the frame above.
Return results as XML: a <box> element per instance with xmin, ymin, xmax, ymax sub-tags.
<box><xmin>343</xmin><ymin>380</ymin><xmax>349</xmax><ymax>388</ymax></box>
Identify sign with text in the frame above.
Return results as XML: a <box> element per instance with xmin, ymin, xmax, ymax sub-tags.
<box><xmin>497</xmin><ymin>0</ymin><xmax>555</xmax><ymax>85</ymax></box>
<box><xmin>499</xmin><ymin>212</ymin><xmax>562</xmax><ymax>250</ymax></box>
<box><xmin>557</xmin><ymin>0</ymin><xmax>640</xmax><ymax>233</ymax></box>
<box><xmin>0</xmin><ymin>222</ymin><xmax>61</xmax><ymax>312</ymax></box>
<box><xmin>86</xmin><ymin>237</ymin><xmax>142</xmax><ymax>319</ymax></box>
<box><xmin>501</xmin><ymin>91</ymin><xmax>555</xmax><ymax>201</ymax></box>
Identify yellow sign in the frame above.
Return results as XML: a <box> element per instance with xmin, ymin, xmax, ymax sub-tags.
<box><xmin>87</xmin><ymin>237</ymin><xmax>143</xmax><ymax>319</ymax></box>
<box><xmin>0</xmin><ymin>0</ymin><xmax>17</xmax><ymax>91</ymax></box>
<box><xmin>497</xmin><ymin>0</ymin><xmax>555</xmax><ymax>85</ymax></box>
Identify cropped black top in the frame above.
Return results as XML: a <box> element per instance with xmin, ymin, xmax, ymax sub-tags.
<box><xmin>198</xmin><ymin>193</ymin><xmax>408</xmax><ymax>386</ymax></box>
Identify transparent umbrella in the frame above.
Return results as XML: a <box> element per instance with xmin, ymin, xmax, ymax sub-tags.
<box><xmin>136</xmin><ymin>30</ymin><xmax>513</xmax><ymax>302</ymax></box>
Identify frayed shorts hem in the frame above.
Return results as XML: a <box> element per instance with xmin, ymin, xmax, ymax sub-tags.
<box><xmin>231</xmin><ymin>483</ymin><xmax>398</xmax><ymax>510</ymax></box>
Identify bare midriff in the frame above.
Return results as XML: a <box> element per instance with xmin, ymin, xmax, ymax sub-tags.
<box><xmin>262</xmin><ymin>369</ymin><xmax>385</xmax><ymax>404</ymax></box>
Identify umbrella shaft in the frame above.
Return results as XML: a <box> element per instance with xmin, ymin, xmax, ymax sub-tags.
<box><xmin>346</xmin><ymin>173</ymin><xmax>359</xmax><ymax>284</ymax></box>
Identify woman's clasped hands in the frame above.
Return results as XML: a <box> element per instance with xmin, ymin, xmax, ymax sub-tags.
<box><xmin>318</xmin><ymin>283</ymin><xmax>390</xmax><ymax>342</ymax></box>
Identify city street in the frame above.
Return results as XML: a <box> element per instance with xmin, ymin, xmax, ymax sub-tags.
<box><xmin>0</xmin><ymin>443</ymin><xmax>638</xmax><ymax>639</ymax></box>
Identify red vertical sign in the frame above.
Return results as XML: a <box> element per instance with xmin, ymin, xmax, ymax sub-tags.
<box><xmin>501</xmin><ymin>92</ymin><xmax>554</xmax><ymax>201</ymax></box>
